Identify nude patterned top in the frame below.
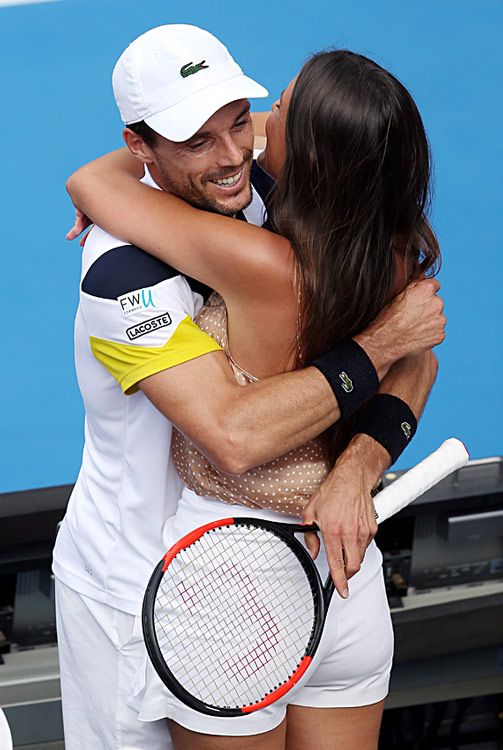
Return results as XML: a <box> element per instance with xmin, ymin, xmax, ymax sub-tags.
<box><xmin>171</xmin><ymin>293</ymin><xmax>331</xmax><ymax>515</ymax></box>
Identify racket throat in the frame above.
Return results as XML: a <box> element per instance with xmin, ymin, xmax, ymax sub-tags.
<box><xmin>323</xmin><ymin>578</ymin><xmax>335</xmax><ymax>609</ymax></box>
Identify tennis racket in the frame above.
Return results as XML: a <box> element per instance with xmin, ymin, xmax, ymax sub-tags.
<box><xmin>143</xmin><ymin>437</ymin><xmax>468</xmax><ymax>717</ymax></box>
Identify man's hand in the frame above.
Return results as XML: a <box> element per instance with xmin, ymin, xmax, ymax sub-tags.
<box><xmin>66</xmin><ymin>208</ymin><xmax>93</xmax><ymax>244</ymax></box>
<box><xmin>302</xmin><ymin>435</ymin><xmax>388</xmax><ymax>598</ymax></box>
<box><xmin>355</xmin><ymin>278</ymin><xmax>446</xmax><ymax>379</ymax></box>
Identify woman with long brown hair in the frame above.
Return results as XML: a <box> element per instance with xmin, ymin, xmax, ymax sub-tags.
<box><xmin>67</xmin><ymin>50</ymin><xmax>442</xmax><ymax>750</ymax></box>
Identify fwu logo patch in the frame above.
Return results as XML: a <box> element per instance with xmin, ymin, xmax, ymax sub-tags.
<box><xmin>118</xmin><ymin>287</ymin><xmax>157</xmax><ymax>317</ymax></box>
<box><xmin>126</xmin><ymin>314</ymin><xmax>172</xmax><ymax>341</ymax></box>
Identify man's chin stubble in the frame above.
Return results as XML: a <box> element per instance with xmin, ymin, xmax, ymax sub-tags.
<box><xmin>191</xmin><ymin>185</ymin><xmax>253</xmax><ymax>216</ymax></box>
<box><xmin>154</xmin><ymin>163</ymin><xmax>252</xmax><ymax>216</ymax></box>
<box><xmin>213</xmin><ymin>191</ymin><xmax>253</xmax><ymax>216</ymax></box>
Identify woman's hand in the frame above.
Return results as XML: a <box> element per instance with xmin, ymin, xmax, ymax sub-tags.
<box><xmin>66</xmin><ymin>208</ymin><xmax>93</xmax><ymax>244</ymax></box>
<box><xmin>65</xmin><ymin>148</ymin><xmax>142</xmax><ymax>246</ymax></box>
<box><xmin>302</xmin><ymin>435</ymin><xmax>388</xmax><ymax>598</ymax></box>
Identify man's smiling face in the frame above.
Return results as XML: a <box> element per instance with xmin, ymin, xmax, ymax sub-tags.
<box><xmin>148</xmin><ymin>99</ymin><xmax>254</xmax><ymax>216</ymax></box>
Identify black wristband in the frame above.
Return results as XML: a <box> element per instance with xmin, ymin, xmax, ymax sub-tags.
<box><xmin>310</xmin><ymin>339</ymin><xmax>379</xmax><ymax>419</ymax></box>
<box><xmin>351</xmin><ymin>394</ymin><xmax>418</xmax><ymax>465</ymax></box>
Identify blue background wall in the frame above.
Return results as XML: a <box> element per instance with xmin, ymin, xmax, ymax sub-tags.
<box><xmin>1</xmin><ymin>0</ymin><xmax>501</xmax><ymax>491</ymax></box>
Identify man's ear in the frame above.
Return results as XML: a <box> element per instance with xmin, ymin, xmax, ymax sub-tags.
<box><xmin>122</xmin><ymin>128</ymin><xmax>155</xmax><ymax>164</ymax></box>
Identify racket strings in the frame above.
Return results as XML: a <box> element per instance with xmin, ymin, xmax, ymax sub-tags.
<box><xmin>155</xmin><ymin>559</ymin><xmax>311</xmax><ymax>698</ymax></box>
<box><xmin>156</xmin><ymin>573</ymin><xmax>313</xmax><ymax>691</ymax></box>
<box><xmin>153</xmin><ymin>525</ymin><xmax>317</xmax><ymax>708</ymax></box>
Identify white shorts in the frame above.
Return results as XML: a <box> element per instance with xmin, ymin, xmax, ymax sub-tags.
<box><xmin>133</xmin><ymin>489</ymin><xmax>394</xmax><ymax>737</ymax></box>
<box><xmin>55</xmin><ymin>578</ymin><xmax>171</xmax><ymax>749</ymax></box>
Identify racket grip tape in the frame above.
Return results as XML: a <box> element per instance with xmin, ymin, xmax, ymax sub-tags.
<box><xmin>373</xmin><ymin>438</ymin><xmax>469</xmax><ymax>524</ymax></box>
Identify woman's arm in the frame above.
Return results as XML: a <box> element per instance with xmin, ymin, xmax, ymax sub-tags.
<box><xmin>251</xmin><ymin>111</ymin><xmax>269</xmax><ymax>151</ymax></box>
<box><xmin>250</xmin><ymin>111</ymin><xmax>269</xmax><ymax>137</ymax></box>
<box><xmin>66</xmin><ymin>149</ymin><xmax>293</xmax><ymax>301</ymax></box>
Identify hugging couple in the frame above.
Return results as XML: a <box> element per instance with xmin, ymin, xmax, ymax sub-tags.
<box><xmin>56</xmin><ymin>23</ymin><xmax>445</xmax><ymax>750</ymax></box>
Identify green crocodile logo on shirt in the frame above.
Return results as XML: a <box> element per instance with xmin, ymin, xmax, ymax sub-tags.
<box><xmin>401</xmin><ymin>421</ymin><xmax>412</xmax><ymax>439</ymax></box>
<box><xmin>339</xmin><ymin>371</ymin><xmax>354</xmax><ymax>394</ymax></box>
<box><xmin>180</xmin><ymin>60</ymin><xmax>209</xmax><ymax>78</ymax></box>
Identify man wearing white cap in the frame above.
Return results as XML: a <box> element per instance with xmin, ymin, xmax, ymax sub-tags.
<box><xmin>110</xmin><ymin>24</ymin><xmax>270</xmax><ymax>216</ymax></box>
<box><xmin>57</xmin><ymin>24</ymin><xmax>439</xmax><ymax>749</ymax></box>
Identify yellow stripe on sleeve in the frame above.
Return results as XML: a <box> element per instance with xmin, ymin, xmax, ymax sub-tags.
<box><xmin>90</xmin><ymin>315</ymin><xmax>222</xmax><ymax>395</ymax></box>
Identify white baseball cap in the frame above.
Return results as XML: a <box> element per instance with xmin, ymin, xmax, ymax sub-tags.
<box><xmin>112</xmin><ymin>24</ymin><xmax>268</xmax><ymax>142</ymax></box>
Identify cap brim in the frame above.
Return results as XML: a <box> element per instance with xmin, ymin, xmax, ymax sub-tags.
<box><xmin>145</xmin><ymin>74</ymin><xmax>268</xmax><ymax>142</ymax></box>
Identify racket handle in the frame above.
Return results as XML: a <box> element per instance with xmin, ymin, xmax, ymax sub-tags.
<box><xmin>373</xmin><ymin>438</ymin><xmax>469</xmax><ymax>524</ymax></box>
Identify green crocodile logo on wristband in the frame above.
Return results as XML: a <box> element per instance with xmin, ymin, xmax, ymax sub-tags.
<box><xmin>401</xmin><ymin>421</ymin><xmax>412</xmax><ymax>439</ymax></box>
<box><xmin>180</xmin><ymin>60</ymin><xmax>209</xmax><ymax>78</ymax></box>
<box><xmin>339</xmin><ymin>371</ymin><xmax>354</xmax><ymax>393</ymax></box>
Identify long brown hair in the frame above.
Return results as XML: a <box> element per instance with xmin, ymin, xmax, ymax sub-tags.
<box><xmin>268</xmin><ymin>50</ymin><xmax>441</xmax><ymax>458</ymax></box>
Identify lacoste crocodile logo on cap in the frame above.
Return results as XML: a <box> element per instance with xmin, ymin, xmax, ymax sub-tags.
<box><xmin>180</xmin><ymin>60</ymin><xmax>209</xmax><ymax>78</ymax></box>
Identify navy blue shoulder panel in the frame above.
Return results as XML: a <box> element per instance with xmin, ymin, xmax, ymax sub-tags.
<box><xmin>81</xmin><ymin>244</ymin><xmax>212</xmax><ymax>302</ymax></box>
<box><xmin>251</xmin><ymin>160</ymin><xmax>275</xmax><ymax>207</ymax></box>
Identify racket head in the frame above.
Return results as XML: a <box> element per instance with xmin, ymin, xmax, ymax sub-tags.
<box><xmin>142</xmin><ymin>517</ymin><xmax>326</xmax><ymax>717</ymax></box>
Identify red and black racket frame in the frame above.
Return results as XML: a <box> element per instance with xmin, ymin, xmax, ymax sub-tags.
<box><xmin>142</xmin><ymin>516</ymin><xmax>335</xmax><ymax>717</ymax></box>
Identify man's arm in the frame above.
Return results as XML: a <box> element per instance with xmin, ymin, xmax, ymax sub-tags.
<box><xmin>302</xmin><ymin>350</ymin><xmax>438</xmax><ymax>598</ymax></box>
<box><xmin>139</xmin><ymin>353</ymin><xmax>338</xmax><ymax>474</ymax></box>
<box><xmin>82</xmin><ymin>233</ymin><xmax>441</xmax><ymax>479</ymax></box>
<box><xmin>139</xmin><ymin>279</ymin><xmax>444</xmax><ymax>474</ymax></box>
<box><xmin>142</xmin><ymin>347</ymin><xmax>438</xmax><ymax>601</ymax></box>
